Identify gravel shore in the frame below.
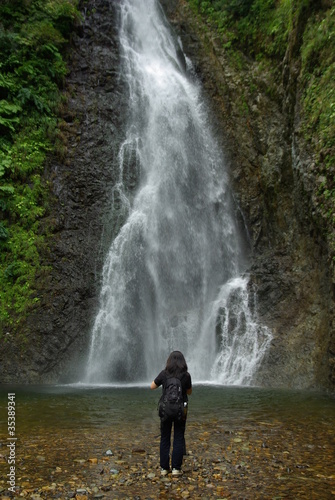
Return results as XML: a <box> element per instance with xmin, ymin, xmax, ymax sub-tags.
<box><xmin>1</xmin><ymin>415</ymin><xmax>334</xmax><ymax>499</ymax></box>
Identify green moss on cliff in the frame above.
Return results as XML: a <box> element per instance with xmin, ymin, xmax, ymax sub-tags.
<box><xmin>187</xmin><ymin>0</ymin><xmax>335</xmax><ymax>253</ymax></box>
<box><xmin>300</xmin><ymin>6</ymin><xmax>335</xmax><ymax>249</ymax></box>
<box><xmin>0</xmin><ymin>0</ymin><xmax>80</xmax><ymax>333</ymax></box>
<box><xmin>188</xmin><ymin>0</ymin><xmax>294</xmax><ymax>59</ymax></box>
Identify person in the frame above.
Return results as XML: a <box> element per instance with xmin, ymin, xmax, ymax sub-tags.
<box><xmin>150</xmin><ymin>351</ymin><xmax>192</xmax><ymax>476</ymax></box>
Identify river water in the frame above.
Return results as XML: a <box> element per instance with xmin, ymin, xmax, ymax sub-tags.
<box><xmin>1</xmin><ymin>384</ymin><xmax>333</xmax><ymax>431</ymax></box>
<box><xmin>0</xmin><ymin>385</ymin><xmax>334</xmax><ymax>498</ymax></box>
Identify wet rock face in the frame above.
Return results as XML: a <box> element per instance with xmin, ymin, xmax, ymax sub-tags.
<box><xmin>2</xmin><ymin>0</ymin><xmax>333</xmax><ymax>389</ymax></box>
<box><xmin>161</xmin><ymin>0</ymin><xmax>334</xmax><ymax>389</ymax></box>
<box><xmin>39</xmin><ymin>0</ymin><xmax>132</xmax><ymax>381</ymax></box>
<box><xmin>57</xmin><ymin>0</ymin><xmax>332</xmax><ymax>389</ymax></box>
<box><xmin>1</xmin><ymin>0</ymin><xmax>128</xmax><ymax>382</ymax></box>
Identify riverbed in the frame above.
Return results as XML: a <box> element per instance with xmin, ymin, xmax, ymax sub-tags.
<box><xmin>0</xmin><ymin>385</ymin><xmax>334</xmax><ymax>499</ymax></box>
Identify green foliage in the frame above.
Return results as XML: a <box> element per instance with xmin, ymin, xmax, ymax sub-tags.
<box><xmin>300</xmin><ymin>6</ymin><xmax>335</xmax><ymax>246</ymax></box>
<box><xmin>188</xmin><ymin>0</ymin><xmax>292</xmax><ymax>60</ymax></box>
<box><xmin>0</xmin><ymin>100</ymin><xmax>22</xmax><ymax>131</ymax></box>
<box><xmin>0</xmin><ymin>0</ymin><xmax>80</xmax><ymax>332</ymax></box>
<box><xmin>301</xmin><ymin>6</ymin><xmax>335</xmax><ymax>149</ymax></box>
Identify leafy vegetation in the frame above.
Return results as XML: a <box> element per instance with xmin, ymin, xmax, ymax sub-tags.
<box><xmin>0</xmin><ymin>0</ymin><xmax>80</xmax><ymax>332</ymax></box>
<box><xmin>187</xmin><ymin>0</ymin><xmax>294</xmax><ymax>60</ymax></box>
<box><xmin>300</xmin><ymin>6</ymin><xmax>335</xmax><ymax>248</ymax></box>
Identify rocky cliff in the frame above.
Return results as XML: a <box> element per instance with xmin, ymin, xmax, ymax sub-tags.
<box><xmin>1</xmin><ymin>0</ymin><xmax>334</xmax><ymax>390</ymax></box>
<box><xmin>161</xmin><ymin>0</ymin><xmax>334</xmax><ymax>389</ymax></box>
<box><xmin>1</xmin><ymin>0</ymin><xmax>127</xmax><ymax>382</ymax></box>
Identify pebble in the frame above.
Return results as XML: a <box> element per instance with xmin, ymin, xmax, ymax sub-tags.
<box><xmin>4</xmin><ymin>416</ymin><xmax>332</xmax><ymax>499</ymax></box>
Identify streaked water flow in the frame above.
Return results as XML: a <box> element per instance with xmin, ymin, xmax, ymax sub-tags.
<box><xmin>86</xmin><ymin>0</ymin><xmax>271</xmax><ymax>384</ymax></box>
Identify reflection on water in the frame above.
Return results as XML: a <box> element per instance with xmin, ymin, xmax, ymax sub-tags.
<box><xmin>1</xmin><ymin>384</ymin><xmax>334</xmax><ymax>432</ymax></box>
<box><xmin>0</xmin><ymin>385</ymin><xmax>334</xmax><ymax>499</ymax></box>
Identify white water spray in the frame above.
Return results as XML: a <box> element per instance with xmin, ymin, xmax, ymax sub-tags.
<box><xmin>85</xmin><ymin>0</ymin><xmax>271</xmax><ymax>384</ymax></box>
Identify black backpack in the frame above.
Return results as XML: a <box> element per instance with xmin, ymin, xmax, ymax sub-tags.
<box><xmin>158</xmin><ymin>376</ymin><xmax>184</xmax><ymax>422</ymax></box>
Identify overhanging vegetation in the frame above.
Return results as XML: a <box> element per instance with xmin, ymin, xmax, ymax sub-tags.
<box><xmin>0</xmin><ymin>0</ymin><xmax>80</xmax><ymax>333</ymax></box>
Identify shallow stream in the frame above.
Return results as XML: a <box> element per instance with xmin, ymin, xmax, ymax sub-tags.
<box><xmin>0</xmin><ymin>385</ymin><xmax>334</xmax><ymax>498</ymax></box>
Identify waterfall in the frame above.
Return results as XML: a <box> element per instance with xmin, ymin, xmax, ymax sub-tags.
<box><xmin>85</xmin><ymin>0</ymin><xmax>272</xmax><ymax>384</ymax></box>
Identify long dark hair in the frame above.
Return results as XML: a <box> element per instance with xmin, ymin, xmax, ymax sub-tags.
<box><xmin>165</xmin><ymin>351</ymin><xmax>188</xmax><ymax>378</ymax></box>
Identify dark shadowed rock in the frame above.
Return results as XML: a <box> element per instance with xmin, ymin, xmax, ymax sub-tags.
<box><xmin>160</xmin><ymin>0</ymin><xmax>334</xmax><ymax>389</ymax></box>
<box><xmin>1</xmin><ymin>0</ymin><xmax>334</xmax><ymax>390</ymax></box>
<box><xmin>0</xmin><ymin>0</ymin><xmax>129</xmax><ymax>382</ymax></box>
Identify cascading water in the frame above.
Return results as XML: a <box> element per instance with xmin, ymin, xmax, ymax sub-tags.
<box><xmin>85</xmin><ymin>0</ymin><xmax>272</xmax><ymax>384</ymax></box>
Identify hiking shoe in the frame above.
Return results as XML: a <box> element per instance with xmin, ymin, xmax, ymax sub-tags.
<box><xmin>172</xmin><ymin>468</ymin><xmax>182</xmax><ymax>476</ymax></box>
<box><xmin>160</xmin><ymin>468</ymin><xmax>169</xmax><ymax>476</ymax></box>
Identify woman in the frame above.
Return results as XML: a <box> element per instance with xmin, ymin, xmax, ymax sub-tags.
<box><xmin>150</xmin><ymin>351</ymin><xmax>192</xmax><ymax>476</ymax></box>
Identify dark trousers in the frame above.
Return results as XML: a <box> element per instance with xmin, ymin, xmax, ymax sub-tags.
<box><xmin>160</xmin><ymin>418</ymin><xmax>186</xmax><ymax>470</ymax></box>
